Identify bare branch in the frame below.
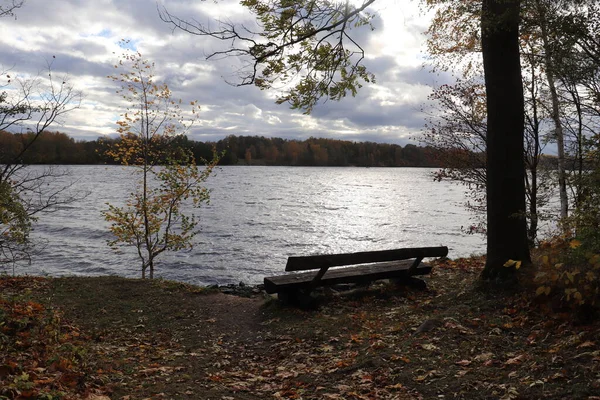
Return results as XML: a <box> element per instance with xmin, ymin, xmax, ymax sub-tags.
<box><xmin>159</xmin><ymin>0</ymin><xmax>376</xmax><ymax>113</ymax></box>
<box><xmin>0</xmin><ymin>0</ymin><xmax>24</xmax><ymax>19</ymax></box>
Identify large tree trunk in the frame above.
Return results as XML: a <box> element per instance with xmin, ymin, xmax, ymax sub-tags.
<box><xmin>481</xmin><ymin>0</ymin><xmax>531</xmax><ymax>281</ymax></box>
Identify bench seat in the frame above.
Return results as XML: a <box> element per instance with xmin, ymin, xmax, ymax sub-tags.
<box><xmin>264</xmin><ymin>260</ymin><xmax>432</xmax><ymax>294</ymax></box>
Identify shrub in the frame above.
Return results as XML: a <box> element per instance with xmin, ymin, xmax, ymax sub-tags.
<box><xmin>531</xmin><ymin>235</ymin><xmax>600</xmax><ymax>309</ymax></box>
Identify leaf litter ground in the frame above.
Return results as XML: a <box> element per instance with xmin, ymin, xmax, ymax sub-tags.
<box><xmin>2</xmin><ymin>258</ymin><xmax>600</xmax><ymax>399</ymax></box>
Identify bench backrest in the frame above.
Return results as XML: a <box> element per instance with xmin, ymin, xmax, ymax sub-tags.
<box><xmin>285</xmin><ymin>246</ymin><xmax>448</xmax><ymax>272</ymax></box>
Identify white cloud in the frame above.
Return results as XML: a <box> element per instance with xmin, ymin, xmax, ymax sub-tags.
<box><xmin>0</xmin><ymin>0</ymin><xmax>435</xmax><ymax>146</ymax></box>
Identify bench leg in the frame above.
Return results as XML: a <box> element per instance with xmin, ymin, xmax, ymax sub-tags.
<box><xmin>278</xmin><ymin>288</ymin><xmax>318</xmax><ymax>310</ymax></box>
<box><xmin>391</xmin><ymin>276</ymin><xmax>428</xmax><ymax>290</ymax></box>
<box><xmin>277</xmin><ymin>290</ymin><xmax>296</xmax><ymax>304</ymax></box>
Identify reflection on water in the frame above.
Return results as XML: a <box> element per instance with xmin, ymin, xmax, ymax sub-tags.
<box><xmin>19</xmin><ymin>166</ymin><xmax>486</xmax><ymax>285</ymax></box>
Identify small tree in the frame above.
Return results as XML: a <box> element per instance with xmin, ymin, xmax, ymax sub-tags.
<box><xmin>103</xmin><ymin>49</ymin><xmax>220</xmax><ymax>279</ymax></box>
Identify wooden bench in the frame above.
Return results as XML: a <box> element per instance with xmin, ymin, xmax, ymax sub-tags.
<box><xmin>263</xmin><ymin>246</ymin><xmax>449</xmax><ymax>303</ymax></box>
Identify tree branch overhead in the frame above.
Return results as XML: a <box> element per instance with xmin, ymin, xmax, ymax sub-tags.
<box><xmin>159</xmin><ymin>0</ymin><xmax>376</xmax><ymax>113</ymax></box>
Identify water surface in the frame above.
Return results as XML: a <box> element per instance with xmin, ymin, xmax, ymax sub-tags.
<box><xmin>20</xmin><ymin>166</ymin><xmax>485</xmax><ymax>285</ymax></box>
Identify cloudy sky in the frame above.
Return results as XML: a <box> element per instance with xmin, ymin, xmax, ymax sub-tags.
<box><xmin>0</xmin><ymin>0</ymin><xmax>450</xmax><ymax>145</ymax></box>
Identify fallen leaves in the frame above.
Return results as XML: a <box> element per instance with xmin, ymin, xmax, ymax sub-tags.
<box><xmin>505</xmin><ymin>354</ymin><xmax>526</xmax><ymax>366</ymax></box>
<box><xmin>414</xmin><ymin>369</ymin><xmax>440</xmax><ymax>382</ymax></box>
<box><xmin>3</xmin><ymin>268</ymin><xmax>600</xmax><ymax>400</ymax></box>
<box><xmin>455</xmin><ymin>359</ymin><xmax>472</xmax><ymax>367</ymax></box>
<box><xmin>420</xmin><ymin>343</ymin><xmax>439</xmax><ymax>351</ymax></box>
<box><xmin>0</xmin><ymin>277</ymin><xmax>110</xmax><ymax>399</ymax></box>
<box><xmin>434</xmin><ymin>256</ymin><xmax>486</xmax><ymax>272</ymax></box>
<box><xmin>138</xmin><ymin>365</ymin><xmax>182</xmax><ymax>376</ymax></box>
<box><xmin>474</xmin><ymin>352</ymin><xmax>494</xmax><ymax>363</ymax></box>
<box><xmin>444</xmin><ymin>318</ymin><xmax>474</xmax><ymax>334</ymax></box>
<box><xmin>577</xmin><ymin>340</ymin><xmax>595</xmax><ymax>349</ymax></box>
<box><xmin>85</xmin><ymin>394</ymin><xmax>111</xmax><ymax>400</ymax></box>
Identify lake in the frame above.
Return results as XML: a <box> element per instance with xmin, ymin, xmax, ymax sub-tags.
<box><xmin>16</xmin><ymin>166</ymin><xmax>486</xmax><ymax>285</ymax></box>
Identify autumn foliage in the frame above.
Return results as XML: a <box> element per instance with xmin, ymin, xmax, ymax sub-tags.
<box><xmin>4</xmin><ymin>268</ymin><xmax>600</xmax><ymax>399</ymax></box>
<box><xmin>0</xmin><ymin>277</ymin><xmax>105</xmax><ymax>399</ymax></box>
<box><xmin>531</xmin><ymin>236</ymin><xmax>600</xmax><ymax>309</ymax></box>
<box><xmin>102</xmin><ymin>47</ymin><xmax>221</xmax><ymax>279</ymax></box>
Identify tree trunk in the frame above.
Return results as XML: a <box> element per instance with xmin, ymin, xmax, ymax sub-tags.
<box><xmin>524</xmin><ymin>50</ymin><xmax>542</xmax><ymax>246</ymax></box>
<box><xmin>481</xmin><ymin>0</ymin><xmax>531</xmax><ymax>281</ymax></box>
<box><xmin>534</xmin><ymin>0</ymin><xmax>568</xmax><ymax>220</ymax></box>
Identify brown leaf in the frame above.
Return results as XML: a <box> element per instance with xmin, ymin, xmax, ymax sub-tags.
<box><xmin>505</xmin><ymin>355</ymin><xmax>525</xmax><ymax>366</ymax></box>
<box><xmin>386</xmin><ymin>383</ymin><xmax>404</xmax><ymax>390</ymax></box>
<box><xmin>551</xmin><ymin>372</ymin><xmax>566</xmax><ymax>380</ymax></box>
<box><xmin>414</xmin><ymin>370</ymin><xmax>438</xmax><ymax>382</ymax></box>
<box><xmin>335</xmin><ymin>384</ymin><xmax>352</xmax><ymax>393</ymax></box>
<box><xmin>474</xmin><ymin>352</ymin><xmax>494</xmax><ymax>362</ymax></box>
<box><xmin>454</xmin><ymin>369</ymin><xmax>470</xmax><ymax>377</ymax></box>
<box><xmin>455</xmin><ymin>359</ymin><xmax>472</xmax><ymax>367</ymax></box>
<box><xmin>421</xmin><ymin>343</ymin><xmax>439</xmax><ymax>351</ymax></box>
<box><xmin>577</xmin><ymin>341</ymin><xmax>595</xmax><ymax>349</ymax></box>
<box><xmin>444</xmin><ymin>320</ymin><xmax>474</xmax><ymax>334</ymax></box>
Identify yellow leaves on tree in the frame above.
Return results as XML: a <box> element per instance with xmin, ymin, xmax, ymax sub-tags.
<box><xmin>423</xmin><ymin>0</ymin><xmax>482</xmax><ymax>77</ymax></box>
<box><xmin>102</xmin><ymin>45</ymin><xmax>221</xmax><ymax>279</ymax></box>
<box><xmin>533</xmin><ymin>236</ymin><xmax>600</xmax><ymax>307</ymax></box>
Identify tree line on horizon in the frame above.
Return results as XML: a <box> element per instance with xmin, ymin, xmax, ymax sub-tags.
<box><xmin>0</xmin><ymin>129</ymin><xmax>458</xmax><ymax>167</ymax></box>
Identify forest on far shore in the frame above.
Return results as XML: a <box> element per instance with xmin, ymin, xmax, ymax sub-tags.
<box><xmin>0</xmin><ymin>130</ymin><xmax>466</xmax><ymax>167</ymax></box>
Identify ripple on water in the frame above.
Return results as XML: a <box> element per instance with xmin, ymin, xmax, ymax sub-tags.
<box><xmin>25</xmin><ymin>165</ymin><xmax>487</xmax><ymax>284</ymax></box>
